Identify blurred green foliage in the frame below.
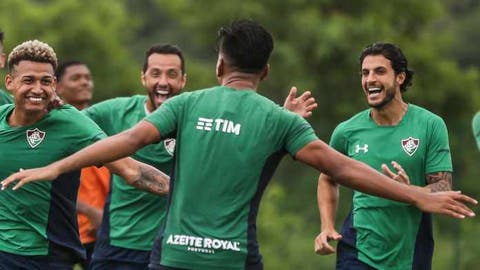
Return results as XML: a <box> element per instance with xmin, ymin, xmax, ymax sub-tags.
<box><xmin>1</xmin><ymin>0</ymin><xmax>479</xmax><ymax>269</ymax></box>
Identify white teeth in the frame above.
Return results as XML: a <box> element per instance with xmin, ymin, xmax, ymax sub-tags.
<box><xmin>368</xmin><ymin>87</ymin><xmax>381</xmax><ymax>92</ymax></box>
<box><xmin>155</xmin><ymin>90</ymin><xmax>169</xmax><ymax>95</ymax></box>
<box><xmin>28</xmin><ymin>97</ymin><xmax>43</xmax><ymax>102</ymax></box>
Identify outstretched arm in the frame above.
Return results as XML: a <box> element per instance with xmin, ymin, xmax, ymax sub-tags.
<box><xmin>314</xmin><ymin>174</ymin><xmax>342</xmax><ymax>255</ymax></box>
<box><xmin>296</xmin><ymin>140</ymin><xmax>477</xmax><ymax>218</ymax></box>
<box><xmin>283</xmin><ymin>86</ymin><xmax>318</xmax><ymax>118</ymax></box>
<box><xmin>2</xmin><ymin>120</ymin><xmax>162</xmax><ymax>190</ymax></box>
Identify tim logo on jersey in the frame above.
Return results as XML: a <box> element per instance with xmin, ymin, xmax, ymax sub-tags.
<box><xmin>401</xmin><ymin>137</ymin><xmax>419</xmax><ymax>156</ymax></box>
<box><xmin>26</xmin><ymin>128</ymin><xmax>46</xmax><ymax>148</ymax></box>
<box><xmin>196</xmin><ymin>117</ymin><xmax>241</xmax><ymax>135</ymax></box>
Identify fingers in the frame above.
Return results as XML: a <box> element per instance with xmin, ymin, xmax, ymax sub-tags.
<box><xmin>297</xmin><ymin>90</ymin><xmax>311</xmax><ymax>101</ymax></box>
<box><xmin>426</xmin><ymin>191</ymin><xmax>477</xmax><ymax>218</ymax></box>
<box><xmin>381</xmin><ymin>164</ymin><xmax>396</xmax><ymax>178</ymax></box>
<box><xmin>451</xmin><ymin>191</ymin><xmax>478</xmax><ymax>205</ymax></box>
<box><xmin>2</xmin><ymin>169</ymin><xmax>32</xmax><ymax>191</ymax></box>
<box><xmin>314</xmin><ymin>235</ymin><xmax>335</xmax><ymax>255</ymax></box>
<box><xmin>449</xmin><ymin>193</ymin><xmax>476</xmax><ymax>217</ymax></box>
<box><xmin>1</xmin><ymin>173</ymin><xmax>19</xmax><ymax>190</ymax></box>
<box><xmin>314</xmin><ymin>232</ymin><xmax>342</xmax><ymax>255</ymax></box>
<box><xmin>12</xmin><ymin>178</ymin><xmax>29</xmax><ymax>191</ymax></box>
<box><xmin>287</xmin><ymin>86</ymin><xmax>298</xmax><ymax>100</ymax></box>
<box><xmin>381</xmin><ymin>162</ymin><xmax>410</xmax><ymax>184</ymax></box>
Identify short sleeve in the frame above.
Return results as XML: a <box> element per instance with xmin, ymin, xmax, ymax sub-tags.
<box><xmin>329</xmin><ymin>123</ymin><xmax>347</xmax><ymax>154</ymax></box>
<box><xmin>83</xmin><ymin>100</ymin><xmax>113</xmax><ymax>133</ymax></box>
<box><xmin>68</xmin><ymin>110</ymin><xmax>107</xmax><ymax>154</ymax></box>
<box><xmin>144</xmin><ymin>94</ymin><xmax>185</xmax><ymax>137</ymax></box>
<box><xmin>425</xmin><ymin>116</ymin><xmax>452</xmax><ymax>174</ymax></box>
<box><xmin>283</xmin><ymin>112</ymin><xmax>318</xmax><ymax>156</ymax></box>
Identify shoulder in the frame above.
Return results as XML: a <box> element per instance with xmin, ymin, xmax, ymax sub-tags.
<box><xmin>334</xmin><ymin>109</ymin><xmax>370</xmax><ymax>133</ymax></box>
<box><xmin>48</xmin><ymin>105</ymin><xmax>91</xmax><ymax>122</ymax></box>
<box><xmin>408</xmin><ymin>104</ymin><xmax>445</xmax><ymax>125</ymax></box>
<box><xmin>162</xmin><ymin>86</ymin><xmax>226</xmax><ymax>107</ymax></box>
<box><xmin>93</xmin><ymin>95</ymin><xmax>144</xmax><ymax>108</ymax></box>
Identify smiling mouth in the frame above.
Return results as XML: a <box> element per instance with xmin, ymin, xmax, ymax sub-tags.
<box><xmin>368</xmin><ymin>87</ymin><xmax>382</xmax><ymax>95</ymax></box>
<box><xmin>155</xmin><ymin>90</ymin><xmax>169</xmax><ymax>97</ymax></box>
<box><xmin>26</xmin><ymin>96</ymin><xmax>45</xmax><ymax>103</ymax></box>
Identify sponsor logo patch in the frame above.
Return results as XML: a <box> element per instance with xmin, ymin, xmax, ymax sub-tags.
<box><xmin>196</xmin><ymin>117</ymin><xmax>241</xmax><ymax>135</ymax></box>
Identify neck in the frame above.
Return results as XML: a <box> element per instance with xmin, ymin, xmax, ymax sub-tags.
<box><xmin>220</xmin><ymin>72</ymin><xmax>260</xmax><ymax>91</ymax></box>
<box><xmin>73</xmin><ymin>102</ymin><xmax>89</xmax><ymax>110</ymax></box>
<box><xmin>370</xmin><ymin>98</ymin><xmax>408</xmax><ymax>126</ymax></box>
<box><xmin>8</xmin><ymin>109</ymin><xmax>47</xmax><ymax>127</ymax></box>
<box><xmin>145</xmin><ymin>99</ymin><xmax>155</xmax><ymax>113</ymax></box>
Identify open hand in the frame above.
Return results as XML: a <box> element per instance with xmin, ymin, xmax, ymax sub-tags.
<box><xmin>283</xmin><ymin>86</ymin><xmax>318</xmax><ymax>118</ymax></box>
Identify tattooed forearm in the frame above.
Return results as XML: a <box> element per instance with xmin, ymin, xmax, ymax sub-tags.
<box><xmin>425</xmin><ymin>172</ymin><xmax>452</xmax><ymax>192</ymax></box>
<box><xmin>131</xmin><ymin>164</ymin><xmax>170</xmax><ymax>195</ymax></box>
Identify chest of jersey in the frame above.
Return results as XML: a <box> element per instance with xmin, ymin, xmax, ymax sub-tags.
<box><xmin>345</xmin><ymin>124</ymin><xmax>426</xmax><ymax>186</ymax></box>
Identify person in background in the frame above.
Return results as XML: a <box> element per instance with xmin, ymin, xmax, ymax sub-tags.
<box><xmin>0</xmin><ymin>28</ymin><xmax>14</xmax><ymax>105</ymax></box>
<box><xmin>56</xmin><ymin>60</ymin><xmax>110</xmax><ymax>269</ymax></box>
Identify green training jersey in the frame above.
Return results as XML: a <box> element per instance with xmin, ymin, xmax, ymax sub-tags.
<box><xmin>472</xmin><ymin>112</ymin><xmax>480</xmax><ymax>150</ymax></box>
<box><xmin>0</xmin><ymin>88</ymin><xmax>13</xmax><ymax>105</ymax></box>
<box><xmin>0</xmin><ymin>104</ymin><xmax>105</xmax><ymax>256</ymax></box>
<box><xmin>83</xmin><ymin>95</ymin><xmax>171</xmax><ymax>251</ymax></box>
<box><xmin>145</xmin><ymin>86</ymin><xmax>318</xmax><ymax>270</ymax></box>
<box><xmin>331</xmin><ymin>104</ymin><xmax>452</xmax><ymax>269</ymax></box>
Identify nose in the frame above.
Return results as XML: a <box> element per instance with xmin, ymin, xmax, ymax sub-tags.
<box><xmin>31</xmin><ymin>81</ymin><xmax>44</xmax><ymax>93</ymax></box>
<box><xmin>156</xmin><ymin>74</ymin><xmax>168</xmax><ymax>86</ymax></box>
<box><xmin>366</xmin><ymin>72</ymin><xmax>376</xmax><ymax>83</ymax></box>
<box><xmin>81</xmin><ymin>78</ymin><xmax>93</xmax><ymax>89</ymax></box>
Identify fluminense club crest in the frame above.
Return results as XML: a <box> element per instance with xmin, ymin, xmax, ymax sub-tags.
<box><xmin>401</xmin><ymin>137</ymin><xmax>419</xmax><ymax>156</ymax></box>
<box><xmin>26</xmin><ymin>128</ymin><xmax>46</xmax><ymax>148</ymax></box>
<box><xmin>164</xmin><ymin>138</ymin><xmax>176</xmax><ymax>156</ymax></box>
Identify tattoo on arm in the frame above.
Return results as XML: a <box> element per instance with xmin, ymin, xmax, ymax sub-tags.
<box><xmin>131</xmin><ymin>165</ymin><xmax>170</xmax><ymax>195</ymax></box>
<box><xmin>425</xmin><ymin>172</ymin><xmax>452</xmax><ymax>192</ymax></box>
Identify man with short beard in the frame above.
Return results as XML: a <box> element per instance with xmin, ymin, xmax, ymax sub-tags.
<box><xmin>315</xmin><ymin>42</ymin><xmax>454</xmax><ymax>270</ymax></box>
<box><xmin>84</xmin><ymin>44</ymin><xmax>187</xmax><ymax>270</ymax></box>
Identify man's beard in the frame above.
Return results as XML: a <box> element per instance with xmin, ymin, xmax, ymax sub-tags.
<box><xmin>369</xmin><ymin>86</ymin><xmax>395</xmax><ymax>109</ymax></box>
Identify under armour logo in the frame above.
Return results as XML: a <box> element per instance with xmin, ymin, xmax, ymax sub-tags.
<box><xmin>355</xmin><ymin>144</ymin><xmax>368</xmax><ymax>153</ymax></box>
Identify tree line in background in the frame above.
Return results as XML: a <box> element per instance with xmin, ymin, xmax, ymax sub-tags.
<box><xmin>1</xmin><ymin>0</ymin><xmax>479</xmax><ymax>268</ymax></box>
